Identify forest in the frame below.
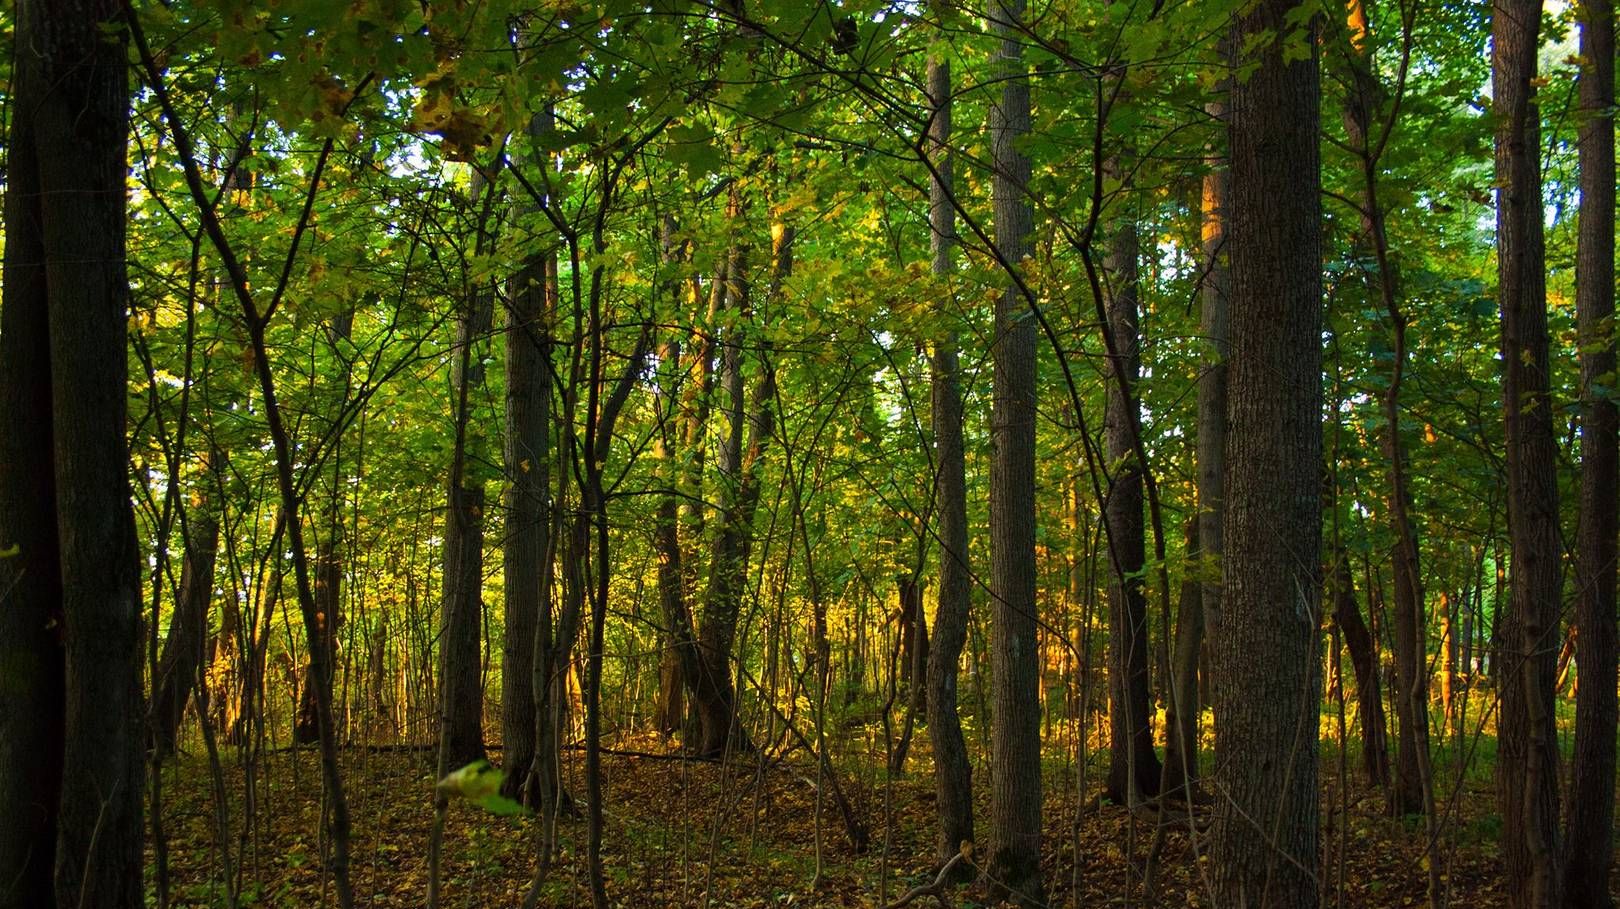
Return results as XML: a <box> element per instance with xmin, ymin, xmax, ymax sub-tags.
<box><xmin>0</xmin><ymin>0</ymin><xmax>1616</xmax><ymax>907</ymax></box>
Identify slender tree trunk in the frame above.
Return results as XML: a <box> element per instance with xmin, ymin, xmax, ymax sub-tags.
<box><xmin>1562</xmin><ymin>0</ymin><xmax>1616</xmax><ymax>902</ymax></box>
<box><xmin>152</xmin><ymin>511</ymin><xmax>222</xmax><ymax>756</ymax></box>
<box><xmin>986</xmin><ymin>1</ymin><xmax>1042</xmax><ymax>903</ymax></box>
<box><xmin>693</xmin><ymin>209</ymin><xmax>788</xmax><ymax>758</ymax></box>
<box><xmin>295</xmin><ymin>532</ymin><xmax>342</xmax><ymax>745</ymax></box>
<box><xmin>1212</xmin><ymin>1</ymin><xmax>1324</xmax><ymax>904</ymax></box>
<box><xmin>1164</xmin><ymin>100</ymin><xmax>1227</xmax><ymax>795</ymax></box>
<box><xmin>923</xmin><ymin>52</ymin><xmax>976</xmax><ymax>879</ymax></box>
<box><xmin>1332</xmin><ymin>553</ymin><xmax>1392</xmax><ymax>787</ymax></box>
<box><xmin>1493</xmin><ymin>0</ymin><xmax>1565</xmax><ymax>904</ymax></box>
<box><xmin>1102</xmin><ymin>141</ymin><xmax>1162</xmax><ymax>805</ymax></box>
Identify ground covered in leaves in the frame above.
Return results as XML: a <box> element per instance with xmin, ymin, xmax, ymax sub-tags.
<box><xmin>149</xmin><ymin>735</ymin><xmax>1611</xmax><ymax>907</ymax></box>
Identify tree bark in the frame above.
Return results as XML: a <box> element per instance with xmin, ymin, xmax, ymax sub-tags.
<box><xmin>0</xmin><ymin>4</ymin><xmax>144</xmax><ymax>906</ymax></box>
<box><xmin>501</xmin><ymin>244</ymin><xmax>551</xmax><ymax>803</ymax></box>
<box><xmin>986</xmin><ymin>1</ymin><xmax>1042</xmax><ymax>903</ymax></box>
<box><xmin>1562</xmin><ymin>0</ymin><xmax>1616</xmax><ymax>902</ymax></box>
<box><xmin>1492</xmin><ymin>0</ymin><xmax>1565</xmax><ymax>903</ymax></box>
<box><xmin>923</xmin><ymin>52</ymin><xmax>976</xmax><ymax>879</ymax></box>
<box><xmin>1212</xmin><ymin>1</ymin><xmax>1325</xmax><ymax>904</ymax></box>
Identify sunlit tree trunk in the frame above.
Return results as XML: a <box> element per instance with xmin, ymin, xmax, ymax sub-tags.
<box><xmin>1492</xmin><ymin>0</ymin><xmax>1564</xmax><ymax>904</ymax></box>
<box><xmin>1212</xmin><ymin>0</ymin><xmax>1325</xmax><ymax>903</ymax></box>
<box><xmin>985</xmin><ymin>0</ymin><xmax>1042</xmax><ymax>903</ymax></box>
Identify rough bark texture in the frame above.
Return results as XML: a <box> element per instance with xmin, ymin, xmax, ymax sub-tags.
<box><xmin>1212</xmin><ymin>1</ymin><xmax>1324</xmax><ymax>905</ymax></box>
<box><xmin>152</xmin><ymin>512</ymin><xmax>222</xmax><ymax>756</ymax></box>
<box><xmin>1562</xmin><ymin>0</ymin><xmax>1616</xmax><ymax>902</ymax></box>
<box><xmin>501</xmin><ymin>248</ymin><xmax>550</xmax><ymax>803</ymax></box>
<box><xmin>924</xmin><ymin>52</ymin><xmax>975</xmax><ymax>878</ymax></box>
<box><xmin>986</xmin><ymin>1</ymin><xmax>1042</xmax><ymax>903</ymax></box>
<box><xmin>1493</xmin><ymin>0</ymin><xmax>1565</xmax><ymax>904</ymax></box>
<box><xmin>0</xmin><ymin>4</ymin><xmax>144</xmax><ymax>907</ymax></box>
<box><xmin>1102</xmin><ymin>159</ymin><xmax>1162</xmax><ymax>806</ymax></box>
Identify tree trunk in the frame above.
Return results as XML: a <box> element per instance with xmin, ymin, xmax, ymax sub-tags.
<box><xmin>295</xmin><ymin>532</ymin><xmax>342</xmax><ymax>745</ymax></box>
<box><xmin>986</xmin><ymin>1</ymin><xmax>1042</xmax><ymax>903</ymax></box>
<box><xmin>924</xmin><ymin>51</ymin><xmax>976</xmax><ymax>879</ymax></box>
<box><xmin>501</xmin><ymin>244</ymin><xmax>550</xmax><ymax>803</ymax></box>
<box><xmin>152</xmin><ymin>511</ymin><xmax>222</xmax><ymax>756</ymax></box>
<box><xmin>0</xmin><ymin>6</ymin><xmax>68</xmax><ymax>896</ymax></box>
<box><xmin>439</xmin><ymin>275</ymin><xmax>494</xmax><ymax>771</ymax></box>
<box><xmin>1493</xmin><ymin>0</ymin><xmax>1565</xmax><ymax>903</ymax></box>
<box><xmin>0</xmin><ymin>4</ymin><xmax>144</xmax><ymax>906</ymax></box>
<box><xmin>693</xmin><ymin>212</ymin><xmax>788</xmax><ymax>758</ymax></box>
<box><xmin>1332</xmin><ymin>554</ymin><xmax>1391</xmax><ymax>787</ymax></box>
<box><xmin>1212</xmin><ymin>1</ymin><xmax>1324</xmax><ymax>904</ymax></box>
<box><xmin>1562</xmin><ymin>0</ymin><xmax>1616</xmax><ymax>902</ymax></box>
<box><xmin>1165</xmin><ymin>98</ymin><xmax>1227</xmax><ymax>796</ymax></box>
<box><xmin>1102</xmin><ymin>144</ymin><xmax>1162</xmax><ymax>805</ymax></box>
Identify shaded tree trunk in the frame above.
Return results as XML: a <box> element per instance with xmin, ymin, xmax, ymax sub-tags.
<box><xmin>438</xmin><ymin>255</ymin><xmax>495</xmax><ymax>772</ymax></box>
<box><xmin>1493</xmin><ymin>0</ymin><xmax>1565</xmax><ymax>903</ymax></box>
<box><xmin>152</xmin><ymin>511</ymin><xmax>222</xmax><ymax>756</ymax></box>
<box><xmin>1211</xmin><ymin>1</ymin><xmax>1325</xmax><ymax>905</ymax></box>
<box><xmin>501</xmin><ymin>242</ymin><xmax>551</xmax><ymax>803</ymax></box>
<box><xmin>1164</xmin><ymin>99</ymin><xmax>1226</xmax><ymax>795</ymax></box>
<box><xmin>0</xmin><ymin>4</ymin><xmax>143</xmax><ymax>907</ymax></box>
<box><xmin>924</xmin><ymin>51</ymin><xmax>976</xmax><ymax>878</ymax></box>
<box><xmin>1332</xmin><ymin>554</ymin><xmax>1391</xmax><ymax>787</ymax></box>
<box><xmin>1101</xmin><ymin>148</ymin><xmax>1162</xmax><ymax>806</ymax></box>
<box><xmin>985</xmin><ymin>1</ymin><xmax>1042</xmax><ymax>903</ymax></box>
<box><xmin>1562</xmin><ymin>0</ymin><xmax>1616</xmax><ymax>902</ymax></box>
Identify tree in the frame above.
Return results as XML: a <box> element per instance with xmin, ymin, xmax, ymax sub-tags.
<box><xmin>1100</xmin><ymin>82</ymin><xmax>1163</xmax><ymax>806</ymax></box>
<box><xmin>1211</xmin><ymin>0</ymin><xmax>1325</xmax><ymax>904</ymax></box>
<box><xmin>1492</xmin><ymin>0</ymin><xmax>1565</xmax><ymax>903</ymax></box>
<box><xmin>1562</xmin><ymin>0</ymin><xmax>1617</xmax><ymax>902</ymax></box>
<box><xmin>151</xmin><ymin>508</ymin><xmax>222</xmax><ymax>756</ymax></box>
<box><xmin>923</xmin><ymin>48</ymin><xmax>976</xmax><ymax>878</ymax></box>
<box><xmin>985</xmin><ymin>0</ymin><xmax>1042</xmax><ymax>903</ymax></box>
<box><xmin>0</xmin><ymin>2</ymin><xmax>142</xmax><ymax>906</ymax></box>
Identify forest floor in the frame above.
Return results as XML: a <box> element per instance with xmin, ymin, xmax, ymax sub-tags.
<box><xmin>150</xmin><ymin>733</ymin><xmax>1615</xmax><ymax>908</ymax></box>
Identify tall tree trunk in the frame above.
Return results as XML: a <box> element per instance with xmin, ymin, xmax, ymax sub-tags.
<box><xmin>439</xmin><ymin>242</ymin><xmax>495</xmax><ymax>771</ymax></box>
<box><xmin>1212</xmin><ymin>0</ymin><xmax>1324</xmax><ymax>904</ymax></box>
<box><xmin>692</xmin><ymin>209</ymin><xmax>788</xmax><ymax>758</ymax></box>
<box><xmin>1164</xmin><ymin>97</ymin><xmax>1227</xmax><ymax>795</ymax></box>
<box><xmin>1340</xmin><ymin>0</ymin><xmax>1434</xmax><ymax>823</ymax></box>
<box><xmin>501</xmin><ymin>244</ymin><xmax>551</xmax><ymax>803</ymax></box>
<box><xmin>986</xmin><ymin>1</ymin><xmax>1042</xmax><ymax>903</ymax></box>
<box><xmin>0</xmin><ymin>4</ymin><xmax>144</xmax><ymax>906</ymax></box>
<box><xmin>1493</xmin><ymin>0</ymin><xmax>1565</xmax><ymax>904</ymax></box>
<box><xmin>1562</xmin><ymin>0</ymin><xmax>1616</xmax><ymax>902</ymax></box>
<box><xmin>0</xmin><ymin>5</ymin><xmax>67</xmax><ymax>895</ymax></box>
<box><xmin>1102</xmin><ymin>140</ymin><xmax>1162</xmax><ymax>805</ymax></box>
<box><xmin>152</xmin><ymin>511</ymin><xmax>222</xmax><ymax>756</ymax></box>
<box><xmin>924</xmin><ymin>51</ymin><xmax>976</xmax><ymax>878</ymax></box>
